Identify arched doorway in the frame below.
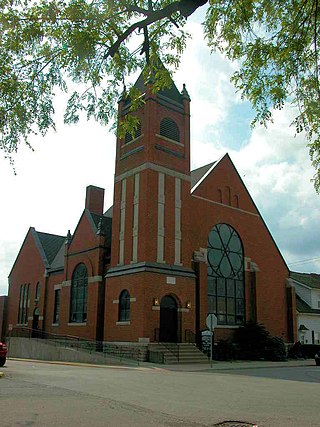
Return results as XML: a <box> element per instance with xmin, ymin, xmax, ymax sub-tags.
<box><xmin>32</xmin><ymin>308</ymin><xmax>40</xmax><ymax>337</ymax></box>
<box><xmin>159</xmin><ymin>295</ymin><xmax>178</xmax><ymax>342</ymax></box>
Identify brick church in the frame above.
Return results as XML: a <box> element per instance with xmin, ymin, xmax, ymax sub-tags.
<box><xmin>6</xmin><ymin>70</ymin><xmax>297</xmax><ymax>347</ymax></box>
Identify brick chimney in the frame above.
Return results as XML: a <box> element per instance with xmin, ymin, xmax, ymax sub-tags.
<box><xmin>85</xmin><ymin>185</ymin><xmax>105</xmax><ymax>215</ymax></box>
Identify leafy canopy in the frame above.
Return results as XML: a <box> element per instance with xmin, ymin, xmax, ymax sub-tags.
<box><xmin>1</xmin><ymin>0</ymin><xmax>320</xmax><ymax>190</ymax></box>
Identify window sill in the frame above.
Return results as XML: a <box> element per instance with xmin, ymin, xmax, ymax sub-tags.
<box><xmin>116</xmin><ymin>321</ymin><xmax>130</xmax><ymax>326</ymax></box>
<box><xmin>121</xmin><ymin>134</ymin><xmax>144</xmax><ymax>147</ymax></box>
<box><xmin>52</xmin><ymin>323</ymin><xmax>59</xmax><ymax>327</ymax></box>
<box><xmin>155</xmin><ymin>134</ymin><xmax>184</xmax><ymax>147</ymax></box>
<box><xmin>67</xmin><ymin>322</ymin><xmax>87</xmax><ymax>326</ymax></box>
<box><xmin>215</xmin><ymin>325</ymin><xmax>241</xmax><ymax>329</ymax></box>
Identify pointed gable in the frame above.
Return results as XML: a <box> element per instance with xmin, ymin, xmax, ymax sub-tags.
<box><xmin>191</xmin><ymin>153</ymin><xmax>259</xmax><ymax>215</ymax></box>
<box><xmin>68</xmin><ymin>210</ymin><xmax>97</xmax><ymax>253</ymax></box>
<box><xmin>9</xmin><ymin>227</ymin><xmax>65</xmax><ymax>277</ymax></box>
<box><xmin>68</xmin><ymin>209</ymin><xmax>112</xmax><ymax>253</ymax></box>
<box><xmin>190</xmin><ymin>153</ymin><xmax>288</xmax><ymax>271</ymax></box>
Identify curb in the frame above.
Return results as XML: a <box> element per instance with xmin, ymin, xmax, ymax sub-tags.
<box><xmin>7</xmin><ymin>357</ymin><xmax>146</xmax><ymax>370</ymax></box>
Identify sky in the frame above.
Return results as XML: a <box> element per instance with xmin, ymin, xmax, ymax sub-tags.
<box><xmin>1</xmin><ymin>8</ymin><xmax>320</xmax><ymax>295</ymax></box>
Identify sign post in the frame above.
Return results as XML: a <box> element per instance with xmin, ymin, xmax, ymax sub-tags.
<box><xmin>206</xmin><ymin>314</ymin><xmax>217</xmax><ymax>367</ymax></box>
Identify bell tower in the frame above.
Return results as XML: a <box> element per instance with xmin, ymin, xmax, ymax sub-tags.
<box><xmin>105</xmin><ymin>70</ymin><xmax>196</xmax><ymax>343</ymax></box>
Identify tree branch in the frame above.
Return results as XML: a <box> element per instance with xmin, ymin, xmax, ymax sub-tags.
<box><xmin>105</xmin><ymin>0</ymin><xmax>208</xmax><ymax>58</ymax></box>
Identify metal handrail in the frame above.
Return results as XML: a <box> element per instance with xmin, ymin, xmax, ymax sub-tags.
<box><xmin>153</xmin><ymin>328</ymin><xmax>179</xmax><ymax>362</ymax></box>
<box><xmin>185</xmin><ymin>329</ymin><xmax>196</xmax><ymax>344</ymax></box>
<box><xmin>9</xmin><ymin>327</ymin><xmax>141</xmax><ymax>364</ymax></box>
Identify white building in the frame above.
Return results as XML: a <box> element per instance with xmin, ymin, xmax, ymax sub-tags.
<box><xmin>290</xmin><ymin>272</ymin><xmax>320</xmax><ymax>344</ymax></box>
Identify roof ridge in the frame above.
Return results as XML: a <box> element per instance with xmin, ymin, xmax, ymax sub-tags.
<box><xmin>36</xmin><ymin>230</ymin><xmax>66</xmax><ymax>239</ymax></box>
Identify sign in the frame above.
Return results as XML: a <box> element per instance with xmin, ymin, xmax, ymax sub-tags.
<box><xmin>201</xmin><ymin>330</ymin><xmax>212</xmax><ymax>356</ymax></box>
<box><xmin>206</xmin><ymin>313</ymin><xmax>217</xmax><ymax>331</ymax></box>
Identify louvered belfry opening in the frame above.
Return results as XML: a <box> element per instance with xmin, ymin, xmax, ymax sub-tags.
<box><xmin>124</xmin><ymin>120</ymin><xmax>142</xmax><ymax>144</ymax></box>
<box><xmin>160</xmin><ymin>117</ymin><xmax>180</xmax><ymax>143</ymax></box>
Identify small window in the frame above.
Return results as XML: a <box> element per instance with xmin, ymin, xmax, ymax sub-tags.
<box><xmin>53</xmin><ymin>289</ymin><xmax>61</xmax><ymax>324</ymax></box>
<box><xmin>124</xmin><ymin>120</ymin><xmax>141</xmax><ymax>144</ymax></box>
<box><xmin>118</xmin><ymin>290</ymin><xmax>130</xmax><ymax>322</ymax></box>
<box><xmin>160</xmin><ymin>117</ymin><xmax>180</xmax><ymax>143</ymax></box>
<box><xmin>234</xmin><ymin>195</ymin><xmax>239</xmax><ymax>208</ymax></box>
<box><xmin>217</xmin><ymin>189</ymin><xmax>222</xmax><ymax>203</ymax></box>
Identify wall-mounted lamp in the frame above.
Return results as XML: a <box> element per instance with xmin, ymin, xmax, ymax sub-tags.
<box><xmin>186</xmin><ymin>301</ymin><xmax>192</xmax><ymax>309</ymax></box>
<box><xmin>153</xmin><ymin>297</ymin><xmax>160</xmax><ymax>306</ymax></box>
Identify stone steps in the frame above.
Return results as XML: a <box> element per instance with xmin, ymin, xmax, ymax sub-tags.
<box><xmin>148</xmin><ymin>343</ymin><xmax>209</xmax><ymax>364</ymax></box>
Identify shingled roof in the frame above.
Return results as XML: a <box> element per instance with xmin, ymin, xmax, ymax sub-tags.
<box><xmin>132</xmin><ymin>70</ymin><xmax>184</xmax><ymax>105</ymax></box>
<box><xmin>296</xmin><ymin>294</ymin><xmax>320</xmax><ymax>314</ymax></box>
<box><xmin>36</xmin><ymin>231</ymin><xmax>66</xmax><ymax>265</ymax></box>
<box><xmin>190</xmin><ymin>162</ymin><xmax>215</xmax><ymax>189</ymax></box>
<box><xmin>290</xmin><ymin>271</ymin><xmax>320</xmax><ymax>289</ymax></box>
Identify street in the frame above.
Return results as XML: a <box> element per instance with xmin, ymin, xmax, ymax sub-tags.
<box><xmin>0</xmin><ymin>359</ymin><xmax>319</xmax><ymax>427</ymax></box>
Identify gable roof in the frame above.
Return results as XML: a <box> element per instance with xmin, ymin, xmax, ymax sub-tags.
<box><xmin>49</xmin><ymin>242</ymin><xmax>66</xmax><ymax>271</ymax></box>
<box><xmin>290</xmin><ymin>271</ymin><xmax>320</xmax><ymax>289</ymax></box>
<box><xmin>36</xmin><ymin>231</ymin><xmax>66</xmax><ymax>265</ymax></box>
<box><xmin>191</xmin><ymin>161</ymin><xmax>216</xmax><ymax>190</ymax></box>
<box><xmin>190</xmin><ymin>153</ymin><xmax>289</xmax><ymax>271</ymax></box>
<box><xmin>9</xmin><ymin>227</ymin><xmax>65</xmax><ymax>277</ymax></box>
<box><xmin>296</xmin><ymin>294</ymin><xmax>320</xmax><ymax>314</ymax></box>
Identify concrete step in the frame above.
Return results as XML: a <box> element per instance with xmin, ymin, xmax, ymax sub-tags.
<box><xmin>148</xmin><ymin>343</ymin><xmax>208</xmax><ymax>364</ymax></box>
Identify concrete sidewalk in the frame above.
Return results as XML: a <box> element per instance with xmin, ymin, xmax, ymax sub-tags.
<box><xmin>159</xmin><ymin>358</ymin><xmax>315</xmax><ymax>372</ymax></box>
<box><xmin>6</xmin><ymin>356</ymin><xmax>315</xmax><ymax>373</ymax></box>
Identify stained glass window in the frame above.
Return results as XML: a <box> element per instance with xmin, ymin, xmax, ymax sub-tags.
<box><xmin>207</xmin><ymin>224</ymin><xmax>245</xmax><ymax>325</ymax></box>
<box><xmin>118</xmin><ymin>290</ymin><xmax>130</xmax><ymax>322</ymax></box>
<box><xmin>70</xmin><ymin>264</ymin><xmax>88</xmax><ymax>323</ymax></box>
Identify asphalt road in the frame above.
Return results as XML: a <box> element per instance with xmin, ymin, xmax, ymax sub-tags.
<box><xmin>213</xmin><ymin>365</ymin><xmax>320</xmax><ymax>383</ymax></box>
<box><xmin>0</xmin><ymin>360</ymin><xmax>319</xmax><ymax>427</ymax></box>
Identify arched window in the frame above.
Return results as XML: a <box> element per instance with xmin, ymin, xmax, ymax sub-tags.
<box><xmin>25</xmin><ymin>284</ymin><xmax>30</xmax><ymax>324</ymax></box>
<box><xmin>18</xmin><ymin>285</ymin><xmax>23</xmax><ymax>324</ymax></box>
<box><xmin>21</xmin><ymin>284</ymin><xmax>26</xmax><ymax>325</ymax></box>
<box><xmin>234</xmin><ymin>195</ymin><xmax>239</xmax><ymax>208</ymax></box>
<box><xmin>35</xmin><ymin>282</ymin><xmax>40</xmax><ymax>301</ymax></box>
<box><xmin>217</xmin><ymin>189</ymin><xmax>222</xmax><ymax>203</ymax></box>
<box><xmin>70</xmin><ymin>263</ymin><xmax>88</xmax><ymax>323</ymax></box>
<box><xmin>160</xmin><ymin>117</ymin><xmax>180</xmax><ymax>143</ymax></box>
<box><xmin>124</xmin><ymin>120</ymin><xmax>141</xmax><ymax>144</ymax></box>
<box><xmin>207</xmin><ymin>223</ymin><xmax>244</xmax><ymax>326</ymax></box>
<box><xmin>118</xmin><ymin>290</ymin><xmax>130</xmax><ymax>322</ymax></box>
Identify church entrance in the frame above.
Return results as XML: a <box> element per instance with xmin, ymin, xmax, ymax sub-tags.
<box><xmin>159</xmin><ymin>295</ymin><xmax>178</xmax><ymax>342</ymax></box>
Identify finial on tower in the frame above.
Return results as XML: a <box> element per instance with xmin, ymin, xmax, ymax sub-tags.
<box><xmin>181</xmin><ymin>83</ymin><xmax>191</xmax><ymax>101</ymax></box>
<box><xmin>65</xmin><ymin>230</ymin><xmax>72</xmax><ymax>246</ymax></box>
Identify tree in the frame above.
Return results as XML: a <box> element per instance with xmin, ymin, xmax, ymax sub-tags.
<box><xmin>1</xmin><ymin>1</ymin><xmax>320</xmax><ymax>191</ymax></box>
